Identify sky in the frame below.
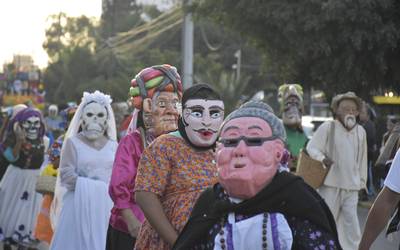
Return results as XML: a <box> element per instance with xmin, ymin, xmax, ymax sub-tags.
<box><xmin>0</xmin><ymin>0</ymin><xmax>102</xmax><ymax>69</ymax></box>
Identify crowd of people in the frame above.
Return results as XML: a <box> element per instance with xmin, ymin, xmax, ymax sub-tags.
<box><xmin>0</xmin><ymin>63</ymin><xmax>398</xmax><ymax>250</ymax></box>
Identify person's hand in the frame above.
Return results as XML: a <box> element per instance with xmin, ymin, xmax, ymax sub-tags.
<box><xmin>13</xmin><ymin>122</ymin><xmax>26</xmax><ymax>142</ymax></box>
<box><xmin>126</xmin><ymin>216</ymin><xmax>141</xmax><ymax>237</ymax></box>
<box><xmin>322</xmin><ymin>157</ymin><xmax>334</xmax><ymax>167</ymax></box>
<box><xmin>168</xmin><ymin>233</ymin><xmax>178</xmax><ymax>246</ymax></box>
<box><xmin>121</xmin><ymin>209</ymin><xmax>141</xmax><ymax>237</ymax></box>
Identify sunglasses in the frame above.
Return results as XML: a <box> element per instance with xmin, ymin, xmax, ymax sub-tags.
<box><xmin>219</xmin><ymin>136</ymin><xmax>278</xmax><ymax>147</ymax></box>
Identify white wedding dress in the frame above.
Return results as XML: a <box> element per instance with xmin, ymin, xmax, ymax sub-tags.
<box><xmin>50</xmin><ymin>135</ymin><xmax>117</xmax><ymax>250</ymax></box>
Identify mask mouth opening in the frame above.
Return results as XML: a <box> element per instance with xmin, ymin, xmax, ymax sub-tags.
<box><xmin>234</xmin><ymin>163</ymin><xmax>246</xmax><ymax>169</ymax></box>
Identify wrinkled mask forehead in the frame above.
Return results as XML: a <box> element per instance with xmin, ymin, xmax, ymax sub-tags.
<box><xmin>220</xmin><ymin>117</ymin><xmax>272</xmax><ymax>139</ymax></box>
<box><xmin>336</xmin><ymin>99</ymin><xmax>359</xmax><ymax>115</ymax></box>
<box><xmin>81</xmin><ymin>102</ymin><xmax>108</xmax><ymax>120</ymax></box>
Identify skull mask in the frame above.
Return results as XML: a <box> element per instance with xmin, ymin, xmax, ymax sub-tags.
<box><xmin>81</xmin><ymin>102</ymin><xmax>108</xmax><ymax>140</ymax></box>
<box><xmin>21</xmin><ymin>116</ymin><xmax>41</xmax><ymax>140</ymax></box>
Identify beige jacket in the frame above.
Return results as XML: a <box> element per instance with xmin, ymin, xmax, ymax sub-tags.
<box><xmin>307</xmin><ymin>120</ymin><xmax>368</xmax><ymax>190</ymax></box>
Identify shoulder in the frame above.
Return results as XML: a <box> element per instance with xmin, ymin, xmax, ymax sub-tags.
<box><xmin>65</xmin><ymin>136</ymin><xmax>82</xmax><ymax>151</ymax></box>
<box><xmin>149</xmin><ymin>134</ymin><xmax>184</xmax><ymax>148</ymax></box>
<box><xmin>64</xmin><ymin>136</ymin><xmax>76</xmax><ymax>146</ymax></box>
<box><xmin>118</xmin><ymin>131</ymin><xmax>143</xmax><ymax>149</ymax></box>
<box><xmin>108</xmin><ymin>139</ymin><xmax>118</xmax><ymax>148</ymax></box>
<box><xmin>357</xmin><ymin>124</ymin><xmax>367</xmax><ymax>136</ymax></box>
<box><xmin>316</xmin><ymin>121</ymin><xmax>332</xmax><ymax>132</ymax></box>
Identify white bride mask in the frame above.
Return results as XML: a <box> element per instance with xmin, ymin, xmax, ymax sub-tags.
<box><xmin>81</xmin><ymin>102</ymin><xmax>108</xmax><ymax>140</ymax></box>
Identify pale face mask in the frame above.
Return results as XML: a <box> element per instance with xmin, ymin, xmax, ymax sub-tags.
<box><xmin>81</xmin><ymin>102</ymin><xmax>108</xmax><ymax>141</ymax></box>
<box><xmin>48</xmin><ymin>105</ymin><xmax>58</xmax><ymax>118</ymax></box>
<box><xmin>183</xmin><ymin>99</ymin><xmax>224</xmax><ymax>147</ymax></box>
<box><xmin>282</xmin><ymin>96</ymin><xmax>302</xmax><ymax>126</ymax></box>
<box><xmin>337</xmin><ymin>99</ymin><xmax>359</xmax><ymax>130</ymax></box>
<box><xmin>217</xmin><ymin>117</ymin><xmax>284</xmax><ymax>199</ymax></box>
<box><xmin>21</xmin><ymin>116</ymin><xmax>41</xmax><ymax>140</ymax></box>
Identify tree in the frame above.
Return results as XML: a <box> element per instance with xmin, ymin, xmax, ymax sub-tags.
<box><xmin>43</xmin><ymin>13</ymin><xmax>98</xmax><ymax>63</ymax></box>
<box><xmin>193</xmin><ymin>0</ymin><xmax>400</xmax><ymax>99</ymax></box>
<box><xmin>43</xmin><ymin>14</ymin><xmax>99</xmax><ymax>103</ymax></box>
<box><xmin>42</xmin><ymin>5</ymin><xmax>276</xmax><ymax>107</ymax></box>
<box><xmin>100</xmin><ymin>0</ymin><xmax>155</xmax><ymax>38</ymax></box>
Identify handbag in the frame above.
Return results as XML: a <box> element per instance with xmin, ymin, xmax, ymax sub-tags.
<box><xmin>296</xmin><ymin>121</ymin><xmax>335</xmax><ymax>189</ymax></box>
<box><xmin>35</xmin><ymin>175</ymin><xmax>57</xmax><ymax>195</ymax></box>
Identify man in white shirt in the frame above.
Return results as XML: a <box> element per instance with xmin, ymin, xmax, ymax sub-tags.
<box><xmin>307</xmin><ymin>92</ymin><xmax>368</xmax><ymax>250</ymax></box>
<box><xmin>359</xmin><ymin>149</ymin><xmax>400</xmax><ymax>250</ymax></box>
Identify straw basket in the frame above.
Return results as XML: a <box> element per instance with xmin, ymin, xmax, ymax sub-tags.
<box><xmin>296</xmin><ymin>149</ymin><xmax>330</xmax><ymax>189</ymax></box>
<box><xmin>35</xmin><ymin>175</ymin><xmax>57</xmax><ymax>195</ymax></box>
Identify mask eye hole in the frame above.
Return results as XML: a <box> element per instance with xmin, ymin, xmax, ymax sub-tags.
<box><xmin>222</xmin><ymin>138</ymin><xmax>240</xmax><ymax>147</ymax></box>
<box><xmin>86</xmin><ymin>112</ymin><xmax>93</xmax><ymax>117</ymax></box>
<box><xmin>246</xmin><ymin>137</ymin><xmax>263</xmax><ymax>146</ymax></box>
<box><xmin>210</xmin><ymin>110</ymin><xmax>222</xmax><ymax>119</ymax></box>
<box><xmin>157</xmin><ymin>101</ymin><xmax>166</xmax><ymax>108</ymax></box>
<box><xmin>190</xmin><ymin>109</ymin><xmax>203</xmax><ymax>118</ymax></box>
<box><xmin>97</xmin><ymin>113</ymin><xmax>105</xmax><ymax>118</ymax></box>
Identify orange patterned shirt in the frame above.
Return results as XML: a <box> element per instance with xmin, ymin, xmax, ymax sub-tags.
<box><xmin>134</xmin><ymin>133</ymin><xmax>218</xmax><ymax>250</ymax></box>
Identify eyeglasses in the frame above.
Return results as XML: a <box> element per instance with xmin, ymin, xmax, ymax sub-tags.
<box><xmin>155</xmin><ymin>100</ymin><xmax>181</xmax><ymax>110</ymax></box>
<box><xmin>219</xmin><ymin>136</ymin><xmax>278</xmax><ymax>147</ymax></box>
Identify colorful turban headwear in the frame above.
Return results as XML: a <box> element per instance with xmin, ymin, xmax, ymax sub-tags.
<box><xmin>129</xmin><ymin>64</ymin><xmax>183</xmax><ymax>110</ymax></box>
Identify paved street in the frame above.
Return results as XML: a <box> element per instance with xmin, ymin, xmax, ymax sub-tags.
<box><xmin>358</xmin><ymin>206</ymin><xmax>399</xmax><ymax>250</ymax></box>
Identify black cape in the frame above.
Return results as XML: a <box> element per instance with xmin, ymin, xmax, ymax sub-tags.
<box><xmin>173</xmin><ymin>171</ymin><xmax>342</xmax><ymax>250</ymax></box>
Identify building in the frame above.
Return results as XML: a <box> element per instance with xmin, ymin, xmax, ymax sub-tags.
<box><xmin>13</xmin><ymin>55</ymin><xmax>34</xmax><ymax>72</ymax></box>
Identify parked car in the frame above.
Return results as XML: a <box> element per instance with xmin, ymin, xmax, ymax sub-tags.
<box><xmin>302</xmin><ymin>115</ymin><xmax>333</xmax><ymax>139</ymax></box>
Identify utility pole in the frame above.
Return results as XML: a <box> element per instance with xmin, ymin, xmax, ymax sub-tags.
<box><xmin>182</xmin><ymin>0</ymin><xmax>193</xmax><ymax>89</ymax></box>
<box><xmin>234</xmin><ymin>49</ymin><xmax>241</xmax><ymax>84</ymax></box>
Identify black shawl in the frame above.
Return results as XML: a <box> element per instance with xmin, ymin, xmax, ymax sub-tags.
<box><xmin>173</xmin><ymin>171</ymin><xmax>342</xmax><ymax>250</ymax></box>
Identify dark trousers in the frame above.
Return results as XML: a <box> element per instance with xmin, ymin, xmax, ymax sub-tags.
<box><xmin>106</xmin><ymin>224</ymin><xmax>136</xmax><ymax>250</ymax></box>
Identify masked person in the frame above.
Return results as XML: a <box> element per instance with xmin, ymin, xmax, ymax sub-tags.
<box><xmin>134</xmin><ymin>83</ymin><xmax>225</xmax><ymax>250</ymax></box>
<box><xmin>50</xmin><ymin>91</ymin><xmax>118</xmax><ymax>250</ymax></box>
<box><xmin>0</xmin><ymin>104</ymin><xmax>28</xmax><ymax>180</ymax></box>
<box><xmin>173</xmin><ymin>101</ymin><xmax>342</xmax><ymax>250</ymax></box>
<box><xmin>306</xmin><ymin>92</ymin><xmax>367</xmax><ymax>250</ymax></box>
<box><xmin>278</xmin><ymin>84</ymin><xmax>308</xmax><ymax>171</ymax></box>
<box><xmin>0</xmin><ymin>107</ymin><xmax>48</xmax><ymax>250</ymax></box>
<box><xmin>34</xmin><ymin>136</ymin><xmax>63</xmax><ymax>247</ymax></box>
<box><xmin>44</xmin><ymin>105</ymin><xmax>65</xmax><ymax>143</ymax></box>
<box><xmin>107</xmin><ymin>65</ymin><xmax>183</xmax><ymax>250</ymax></box>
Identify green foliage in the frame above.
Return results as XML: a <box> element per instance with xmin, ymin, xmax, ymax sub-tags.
<box><xmin>100</xmin><ymin>0</ymin><xmax>144</xmax><ymax>38</ymax></box>
<box><xmin>43</xmin><ymin>14</ymin><xmax>100</xmax><ymax>103</ymax></box>
<box><xmin>42</xmin><ymin>4</ymin><xmax>276</xmax><ymax>109</ymax></box>
<box><xmin>43</xmin><ymin>6</ymin><xmax>179</xmax><ymax>104</ymax></box>
<box><xmin>193</xmin><ymin>0</ymin><xmax>400</xmax><ymax>98</ymax></box>
<box><xmin>43</xmin><ymin>13</ymin><xmax>98</xmax><ymax>63</ymax></box>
